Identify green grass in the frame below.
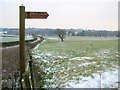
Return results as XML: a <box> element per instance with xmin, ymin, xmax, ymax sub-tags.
<box><xmin>0</xmin><ymin>37</ymin><xmax>19</xmax><ymax>42</ymax></box>
<box><xmin>32</xmin><ymin>36</ymin><xmax>118</xmax><ymax>88</ymax></box>
<box><xmin>0</xmin><ymin>36</ymin><xmax>34</xmax><ymax>42</ymax></box>
<box><xmin>37</xmin><ymin>36</ymin><xmax>118</xmax><ymax>56</ymax></box>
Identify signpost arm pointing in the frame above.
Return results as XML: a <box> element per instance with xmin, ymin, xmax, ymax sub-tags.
<box><xmin>19</xmin><ymin>5</ymin><xmax>25</xmax><ymax>88</ymax></box>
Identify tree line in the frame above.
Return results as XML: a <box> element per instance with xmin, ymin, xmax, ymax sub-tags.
<box><xmin>1</xmin><ymin>28</ymin><xmax>118</xmax><ymax>37</ymax></box>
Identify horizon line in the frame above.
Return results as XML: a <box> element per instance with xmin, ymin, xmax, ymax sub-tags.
<box><xmin>0</xmin><ymin>27</ymin><xmax>118</xmax><ymax>31</ymax></box>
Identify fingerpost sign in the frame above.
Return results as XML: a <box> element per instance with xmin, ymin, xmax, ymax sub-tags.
<box><xmin>19</xmin><ymin>5</ymin><xmax>49</xmax><ymax>88</ymax></box>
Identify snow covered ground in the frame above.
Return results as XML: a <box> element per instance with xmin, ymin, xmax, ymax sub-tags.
<box><xmin>47</xmin><ymin>37</ymin><xmax>59</xmax><ymax>40</ymax></box>
<box><xmin>64</xmin><ymin>68</ymin><xmax>118</xmax><ymax>88</ymax></box>
<box><xmin>32</xmin><ymin>49</ymin><xmax>118</xmax><ymax>88</ymax></box>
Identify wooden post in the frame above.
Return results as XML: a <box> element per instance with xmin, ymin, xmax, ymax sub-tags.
<box><xmin>19</xmin><ymin>5</ymin><xmax>25</xmax><ymax>88</ymax></box>
<box><xmin>29</xmin><ymin>60</ymin><xmax>35</xmax><ymax>88</ymax></box>
<box><xmin>19</xmin><ymin>5</ymin><xmax>49</xmax><ymax>88</ymax></box>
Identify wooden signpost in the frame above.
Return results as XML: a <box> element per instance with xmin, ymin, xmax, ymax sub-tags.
<box><xmin>19</xmin><ymin>5</ymin><xmax>49</xmax><ymax>88</ymax></box>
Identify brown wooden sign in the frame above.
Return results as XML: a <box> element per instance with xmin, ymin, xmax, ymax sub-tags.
<box><xmin>25</xmin><ymin>12</ymin><xmax>49</xmax><ymax>19</ymax></box>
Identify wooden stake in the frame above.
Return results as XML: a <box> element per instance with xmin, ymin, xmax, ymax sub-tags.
<box><xmin>19</xmin><ymin>5</ymin><xmax>25</xmax><ymax>88</ymax></box>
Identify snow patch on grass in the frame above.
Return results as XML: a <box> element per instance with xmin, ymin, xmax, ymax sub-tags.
<box><xmin>64</xmin><ymin>68</ymin><xmax>118</xmax><ymax>88</ymax></box>
<box><xmin>69</xmin><ymin>57</ymin><xmax>94</xmax><ymax>61</ymax></box>
<box><xmin>79</xmin><ymin>62</ymin><xmax>96</xmax><ymax>67</ymax></box>
<box><xmin>48</xmin><ymin>37</ymin><xmax>59</xmax><ymax>40</ymax></box>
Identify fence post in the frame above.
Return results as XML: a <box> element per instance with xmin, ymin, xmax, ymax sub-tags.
<box><xmin>19</xmin><ymin>5</ymin><xmax>25</xmax><ymax>88</ymax></box>
<box><xmin>29</xmin><ymin>61</ymin><xmax>35</xmax><ymax>88</ymax></box>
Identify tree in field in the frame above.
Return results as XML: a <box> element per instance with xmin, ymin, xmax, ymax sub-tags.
<box><xmin>57</xmin><ymin>29</ymin><xmax>66</xmax><ymax>42</ymax></box>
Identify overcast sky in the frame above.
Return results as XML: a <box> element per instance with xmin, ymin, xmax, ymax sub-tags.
<box><xmin>0</xmin><ymin>0</ymin><xmax>119</xmax><ymax>30</ymax></box>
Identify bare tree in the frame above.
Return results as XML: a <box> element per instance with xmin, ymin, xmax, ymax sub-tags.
<box><xmin>57</xmin><ymin>29</ymin><xmax>66</xmax><ymax>42</ymax></box>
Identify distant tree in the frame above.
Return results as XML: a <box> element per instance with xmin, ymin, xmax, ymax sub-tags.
<box><xmin>57</xmin><ymin>29</ymin><xmax>66</xmax><ymax>42</ymax></box>
<box><xmin>81</xmin><ymin>30</ymin><xmax>85</xmax><ymax>36</ymax></box>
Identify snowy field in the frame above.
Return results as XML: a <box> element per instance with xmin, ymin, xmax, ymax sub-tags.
<box><xmin>32</xmin><ymin>36</ymin><xmax>118</xmax><ymax>88</ymax></box>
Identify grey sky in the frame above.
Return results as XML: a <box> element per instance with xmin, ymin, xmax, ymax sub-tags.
<box><xmin>0</xmin><ymin>0</ymin><xmax>119</xmax><ymax>30</ymax></box>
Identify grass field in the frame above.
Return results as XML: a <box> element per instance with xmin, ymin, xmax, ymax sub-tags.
<box><xmin>0</xmin><ymin>35</ymin><xmax>33</xmax><ymax>42</ymax></box>
<box><xmin>0</xmin><ymin>36</ymin><xmax>19</xmax><ymax>42</ymax></box>
<box><xmin>32</xmin><ymin>36</ymin><xmax>118</xmax><ymax>88</ymax></box>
